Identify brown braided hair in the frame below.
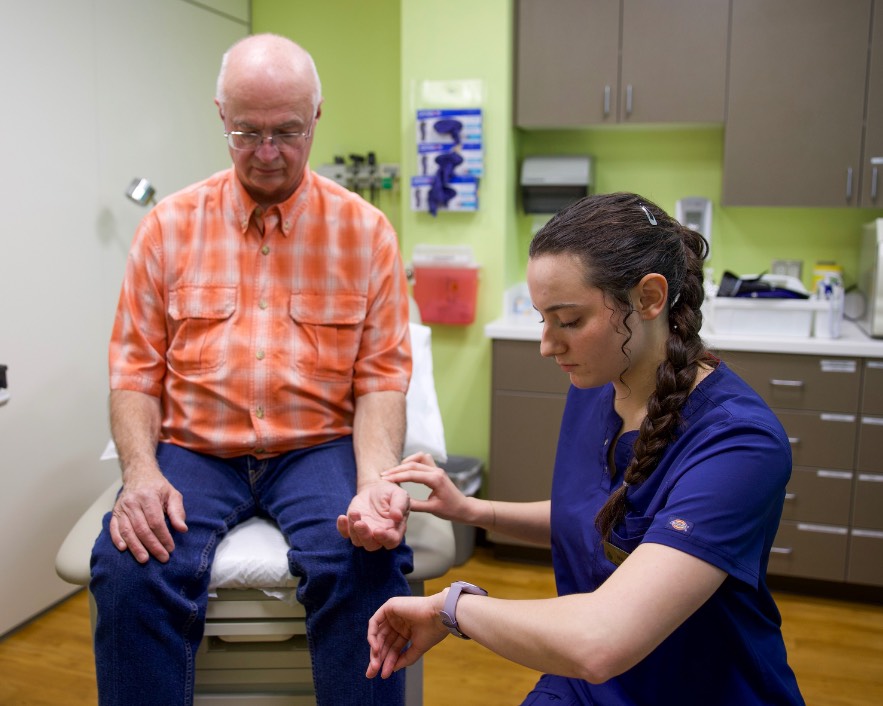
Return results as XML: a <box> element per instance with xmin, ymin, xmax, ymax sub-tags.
<box><xmin>529</xmin><ymin>192</ymin><xmax>715</xmax><ymax>542</ymax></box>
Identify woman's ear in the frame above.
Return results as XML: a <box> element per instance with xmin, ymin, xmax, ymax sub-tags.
<box><xmin>634</xmin><ymin>273</ymin><xmax>668</xmax><ymax>321</ymax></box>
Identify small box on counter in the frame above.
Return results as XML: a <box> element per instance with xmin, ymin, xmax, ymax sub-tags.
<box><xmin>708</xmin><ymin>297</ymin><xmax>831</xmax><ymax>338</ymax></box>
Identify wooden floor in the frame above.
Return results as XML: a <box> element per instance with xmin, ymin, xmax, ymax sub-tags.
<box><xmin>2</xmin><ymin>546</ymin><xmax>882</xmax><ymax>705</ymax></box>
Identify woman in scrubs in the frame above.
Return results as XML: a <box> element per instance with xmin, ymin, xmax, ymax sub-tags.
<box><xmin>367</xmin><ymin>192</ymin><xmax>805</xmax><ymax>705</ymax></box>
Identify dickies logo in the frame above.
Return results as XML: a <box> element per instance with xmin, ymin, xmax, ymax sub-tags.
<box><xmin>667</xmin><ymin>517</ymin><xmax>693</xmax><ymax>534</ymax></box>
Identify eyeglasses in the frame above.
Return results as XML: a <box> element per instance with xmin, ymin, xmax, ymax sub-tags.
<box><xmin>224</xmin><ymin>127</ymin><xmax>313</xmax><ymax>151</ymax></box>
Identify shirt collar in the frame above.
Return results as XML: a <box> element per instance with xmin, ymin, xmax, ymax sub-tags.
<box><xmin>229</xmin><ymin>167</ymin><xmax>314</xmax><ymax>238</ymax></box>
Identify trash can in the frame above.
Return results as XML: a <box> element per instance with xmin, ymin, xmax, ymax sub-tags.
<box><xmin>439</xmin><ymin>455</ymin><xmax>483</xmax><ymax>566</ymax></box>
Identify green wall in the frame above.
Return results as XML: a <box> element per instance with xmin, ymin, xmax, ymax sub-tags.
<box><xmin>252</xmin><ymin>0</ymin><xmax>403</xmax><ymax>232</ymax></box>
<box><xmin>518</xmin><ymin>127</ymin><xmax>882</xmax><ymax>292</ymax></box>
<box><xmin>254</xmin><ymin>0</ymin><xmax>515</xmax><ymax>465</ymax></box>
<box><xmin>254</xmin><ymin>1</ymin><xmax>883</xmax><ymax>475</ymax></box>
<box><xmin>398</xmin><ymin>0</ymin><xmax>516</xmax><ymax>463</ymax></box>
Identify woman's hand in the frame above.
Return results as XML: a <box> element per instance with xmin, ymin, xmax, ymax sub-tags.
<box><xmin>382</xmin><ymin>452</ymin><xmax>474</xmax><ymax>523</ymax></box>
<box><xmin>366</xmin><ymin>592</ymin><xmax>448</xmax><ymax>679</ymax></box>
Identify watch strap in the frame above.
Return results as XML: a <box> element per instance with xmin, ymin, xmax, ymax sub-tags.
<box><xmin>439</xmin><ymin>580</ymin><xmax>488</xmax><ymax>639</ymax></box>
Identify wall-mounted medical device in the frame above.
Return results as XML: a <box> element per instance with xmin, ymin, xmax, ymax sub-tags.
<box><xmin>675</xmin><ymin>196</ymin><xmax>713</xmax><ymax>254</ymax></box>
<box><xmin>520</xmin><ymin>155</ymin><xmax>593</xmax><ymax>214</ymax></box>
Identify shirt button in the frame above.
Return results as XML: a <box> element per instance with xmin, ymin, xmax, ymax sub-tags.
<box><xmin>255</xmin><ymin>406</ymin><xmax>265</xmax><ymax>419</ymax></box>
<box><xmin>261</xmin><ymin>245</ymin><xmax>270</xmax><ymax>255</ymax></box>
<box><xmin>256</xmin><ymin>350</ymin><xmax>266</xmax><ymax>360</ymax></box>
<box><xmin>259</xmin><ymin>299</ymin><xmax>268</xmax><ymax>310</ymax></box>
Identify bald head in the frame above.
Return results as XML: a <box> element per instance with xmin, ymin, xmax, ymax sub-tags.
<box><xmin>216</xmin><ymin>34</ymin><xmax>322</xmax><ymax>113</ymax></box>
<box><xmin>215</xmin><ymin>34</ymin><xmax>324</xmax><ymax>207</ymax></box>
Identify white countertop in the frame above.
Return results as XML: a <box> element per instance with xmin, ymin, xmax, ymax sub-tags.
<box><xmin>484</xmin><ymin>317</ymin><xmax>883</xmax><ymax>358</ymax></box>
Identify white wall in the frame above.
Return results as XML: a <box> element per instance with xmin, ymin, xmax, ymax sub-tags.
<box><xmin>0</xmin><ymin>0</ymin><xmax>248</xmax><ymax>636</ymax></box>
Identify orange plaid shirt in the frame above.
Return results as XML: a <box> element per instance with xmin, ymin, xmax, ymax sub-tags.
<box><xmin>109</xmin><ymin>167</ymin><xmax>412</xmax><ymax>458</ymax></box>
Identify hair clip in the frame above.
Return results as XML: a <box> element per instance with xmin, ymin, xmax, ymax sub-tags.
<box><xmin>639</xmin><ymin>204</ymin><xmax>657</xmax><ymax>226</ymax></box>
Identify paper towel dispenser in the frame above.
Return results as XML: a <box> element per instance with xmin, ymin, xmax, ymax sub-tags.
<box><xmin>521</xmin><ymin>155</ymin><xmax>593</xmax><ymax>214</ymax></box>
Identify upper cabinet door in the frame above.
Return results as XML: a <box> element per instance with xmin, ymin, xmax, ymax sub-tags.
<box><xmin>862</xmin><ymin>6</ymin><xmax>883</xmax><ymax>207</ymax></box>
<box><xmin>723</xmin><ymin>0</ymin><xmax>871</xmax><ymax>207</ymax></box>
<box><xmin>515</xmin><ymin>0</ymin><xmax>619</xmax><ymax>127</ymax></box>
<box><xmin>515</xmin><ymin>0</ymin><xmax>729</xmax><ymax>128</ymax></box>
<box><xmin>620</xmin><ymin>0</ymin><xmax>729</xmax><ymax>124</ymax></box>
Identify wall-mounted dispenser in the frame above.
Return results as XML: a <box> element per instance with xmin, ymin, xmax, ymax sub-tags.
<box><xmin>520</xmin><ymin>155</ymin><xmax>593</xmax><ymax>214</ymax></box>
<box><xmin>675</xmin><ymin>196</ymin><xmax>712</xmax><ymax>254</ymax></box>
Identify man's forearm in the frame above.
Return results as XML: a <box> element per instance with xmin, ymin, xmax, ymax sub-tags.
<box><xmin>352</xmin><ymin>389</ymin><xmax>407</xmax><ymax>489</ymax></box>
<box><xmin>109</xmin><ymin>388</ymin><xmax>163</xmax><ymax>478</ymax></box>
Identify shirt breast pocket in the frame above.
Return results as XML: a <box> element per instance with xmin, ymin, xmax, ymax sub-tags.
<box><xmin>167</xmin><ymin>285</ymin><xmax>237</xmax><ymax>375</ymax></box>
<box><xmin>290</xmin><ymin>291</ymin><xmax>366</xmax><ymax>382</ymax></box>
<box><xmin>595</xmin><ymin>514</ymin><xmax>653</xmax><ymax>577</ymax></box>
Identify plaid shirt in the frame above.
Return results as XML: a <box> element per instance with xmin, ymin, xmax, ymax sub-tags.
<box><xmin>109</xmin><ymin>167</ymin><xmax>411</xmax><ymax>458</ymax></box>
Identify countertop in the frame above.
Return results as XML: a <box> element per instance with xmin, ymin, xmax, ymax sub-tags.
<box><xmin>484</xmin><ymin>317</ymin><xmax>883</xmax><ymax>358</ymax></box>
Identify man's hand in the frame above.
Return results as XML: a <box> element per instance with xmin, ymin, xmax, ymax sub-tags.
<box><xmin>109</xmin><ymin>465</ymin><xmax>187</xmax><ymax>563</ymax></box>
<box><xmin>336</xmin><ymin>479</ymin><xmax>410</xmax><ymax>551</ymax></box>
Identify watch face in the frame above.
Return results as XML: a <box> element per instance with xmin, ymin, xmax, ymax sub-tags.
<box><xmin>455</xmin><ymin>581</ymin><xmax>480</xmax><ymax>591</ymax></box>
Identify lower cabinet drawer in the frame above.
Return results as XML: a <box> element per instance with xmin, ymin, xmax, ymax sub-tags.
<box><xmin>768</xmin><ymin>521</ymin><xmax>848</xmax><ymax>581</ymax></box>
<box><xmin>780</xmin><ymin>467</ymin><xmax>853</xmax><ymax>525</ymax></box>
<box><xmin>847</xmin><ymin>529</ymin><xmax>883</xmax><ymax>587</ymax></box>
<box><xmin>852</xmin><ymin>472</ymin><xmax>883</xmax><ymax>530</ymax></box>
<box><xmin>197</xmin><ymin>634</ymin><xmax>310</xmax><ymax>670</ymax></box>
<box><xmin>196</xmin><ymin>629</ymin><xmax>314</xmax><ymax>694</ymax></box>
<box><xmin>776</xmin><ymin>410</ymin><xmax>857</xmax><ymax>469</ymax></box>
<box><xmin>195</xmin><ymin>696</ymin><xmax>315</xmax><ymax>706</ymax></box>
<box><xmin>857</xmin><ymin>417</ymin><xmax>883</xmax><ymax>472</ymax></box>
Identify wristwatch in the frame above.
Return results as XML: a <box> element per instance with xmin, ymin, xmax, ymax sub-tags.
<box><xmin>439</xmin><ymin>580</ymin><xmax>488</xmax><ymax>639</ymax></box>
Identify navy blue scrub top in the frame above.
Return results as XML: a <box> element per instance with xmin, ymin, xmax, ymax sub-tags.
<box><xmin>549</xmin><ymin>362</ymin><xmax>806</xmax><ymax>705</ymax></box>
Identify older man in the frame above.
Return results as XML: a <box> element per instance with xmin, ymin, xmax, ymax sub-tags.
<box><xmin>90</xmin><ymin>34</ymin><xmax>413</xmax><ymax>705</ymax></box>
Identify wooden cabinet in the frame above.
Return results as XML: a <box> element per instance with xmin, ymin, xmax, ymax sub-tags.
<box><xmin>515</xmin><ymin>0</ymin><xmax>729</xmax><ymax>127</ymax></box>
<box><xmin>862</xmin><ymin>6</ymin><xmax>883</xmax><ymax>206</ymax></box>
<box><xmin>721</xmin><ymin>350</ymin><xmax>883</xmax><ymax>588</ymax></box>
<box><xmin>488</xmin><ymin>340</ymin><xmax>883</xmax><ymax>586</ymax></box>
<box><xmin>722</xmin><ymin>0</ymin><xmax>874</xmax><ymax>206</ymax></box>
<box><xmin>488</xmin><ymin>340</ymin><xmax>568</xmax><ymax>548</ymax></box>
<box><xmin>850</xmin><ymin>359</ymin><xmax>883</xmax><ymax>584</ymax></box>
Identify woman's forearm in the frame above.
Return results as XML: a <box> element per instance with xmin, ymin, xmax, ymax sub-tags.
<box><xmin>463</xmin><ymin>498</ymin><xmax>551</xmax><ymax>547</ymax></box>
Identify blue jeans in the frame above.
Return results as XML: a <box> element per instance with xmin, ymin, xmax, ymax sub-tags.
<box><xmin>90</xmin><ymin>438</ymin><xmax>413</xmax><ymax>706</ymax></box>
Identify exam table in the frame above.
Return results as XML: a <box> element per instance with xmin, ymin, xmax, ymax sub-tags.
<box><xmin>55</xmin><ymin>322</ymin><xmax>455</xmax><ymax>705</ymax></box>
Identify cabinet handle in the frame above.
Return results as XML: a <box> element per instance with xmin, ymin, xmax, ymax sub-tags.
<box><xmin>625</xmin><ymin>84</ymin><xmax>633</xmax><ymax>116</ymax></box>
<box><xmin>787</xmin><ymin>437</ymin><xmax>800</xmax><ymax>446</ymax></box>
<box><xmin>770</xmin><ymin>378</ymin><xmax>804</xmax><ymax>388</ymax></box>
<box><xmin>852</xmin><ymin>528</ymin><xmax>883</xmax><ymax>539</ymax></box>
<box><xmin>784</xmin><ymin>492</ymin><xmax>797</xmax><ymax>501</ymax></box>
<box><xmin>872</xmin><ymin>165</ymin><xmax>879</xmax><ymax>202</ymax></box>
<box><xmin>846</xmin><ymin>167</ymin><xmax>854</xmax><ymax>201</ymax></box>
<box><xmin>603</xmin><ymin>85</ymin><xmax>611</xmax><ymax>117</ymax></box>
<box><xmin>770</xmin><ymin>546</ymin><xmax>793</xmax><ymax>555</ymax></box>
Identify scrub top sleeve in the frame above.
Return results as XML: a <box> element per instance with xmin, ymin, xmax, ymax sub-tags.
<box><xmin>642</xmin><ymin>418</ymin><xmax>792</xmax><ymax>588</ymax></box>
